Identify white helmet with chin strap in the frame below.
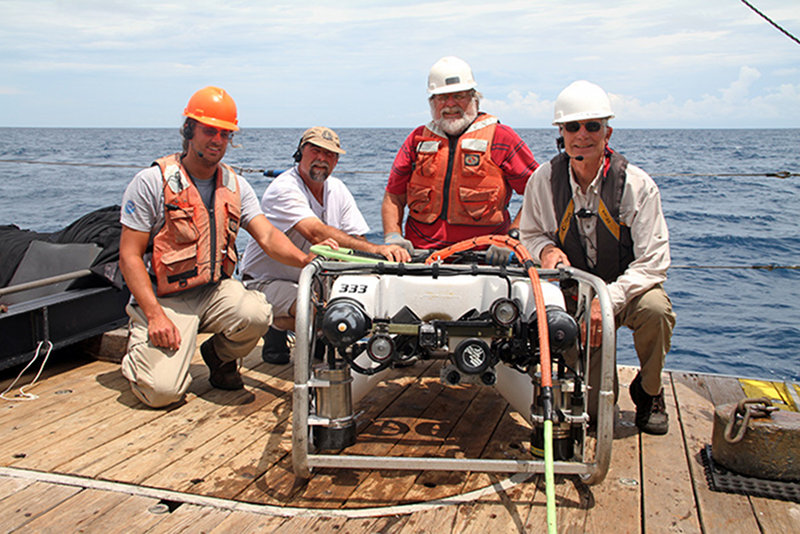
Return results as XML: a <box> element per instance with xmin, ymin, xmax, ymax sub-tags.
<box><xmin>553</xmin><ymin>80</ymin><xmax>614</xmax><ymax>125</ymax></box>
<box><xmin>427</xmin><ymin>56</ymin><xmax>478</xmax><ymax>95</ymax></box>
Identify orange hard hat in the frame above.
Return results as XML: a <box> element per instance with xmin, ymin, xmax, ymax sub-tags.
<box><xmin>183</xmin><ymin>86</ymin><xmax>239</xmax><ymax>131</ymax></box>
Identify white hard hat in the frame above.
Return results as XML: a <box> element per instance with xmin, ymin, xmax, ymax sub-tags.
<box><xmin>553</xmin><ymin>80</ymin><xmax>615</xmax><ymax>125</ymax></box>
<box><xmin>427</xmin><ymin>56</ymin><xmax>478</xmax><ymax>95</ymax></box>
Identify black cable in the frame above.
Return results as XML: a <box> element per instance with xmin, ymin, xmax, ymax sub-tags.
<box><xmin>741</xmin><ymin>0</ymin><xmax>800</xmax><ymax>45</ymax></box>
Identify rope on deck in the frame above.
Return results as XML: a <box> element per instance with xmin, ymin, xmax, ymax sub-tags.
<box><xmin>0</xmin><ymin>466</ymin><xmax>536</xmax><ymax>519</ymax></box>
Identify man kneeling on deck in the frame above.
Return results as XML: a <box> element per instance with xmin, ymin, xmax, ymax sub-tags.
<box><xmin>520</xmin><ymin>81</ymin><xmax>676</xmax><ymax>435</ymax></box>
<box><xmin>239</xmin><ymin>127</ymin><xmax>411</xmax><ymax>364</ymax></box>
<box><xmin>118</xmin><ymin>87</ymin><xmax>336</xmax><ymax>408</ymax></box>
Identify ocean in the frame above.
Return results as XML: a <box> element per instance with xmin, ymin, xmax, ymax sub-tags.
<box><xmin>1</xmin><ymin>127</ymin><xmax>798</xmax><ymax>382</ymax></box>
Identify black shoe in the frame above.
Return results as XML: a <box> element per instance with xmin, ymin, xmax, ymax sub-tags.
<box><xmin>629</xmin><ymin>373</ymin><xmax>668</xmax><ymax>435</ymax></box>
<box><xmin>200</xmin><ymin>339</ymin><xmax>244</xmax><ymax>390</ymax></box>
<box><xmin>262</xmin><ymin>327</ymin><xmax>290</xmax><ymax>365</ymax></box>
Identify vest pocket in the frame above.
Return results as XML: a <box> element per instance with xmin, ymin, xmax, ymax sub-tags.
<box><xmin>457</xmin><ymin>187</ymin><xmax>499</xmax><ymax>222</ymax></box>
<box><xmin>407</xmin><ymin>185</ymin><xmax>434</xmax><ymax>215</ymax></box>
<box><xmin>160</xmin><ymin>245</ymin><xmax>198</xmax><ymax>284</ymax></box>
<box><xmin>166</xmin><ymin>208</ymin><xmax>198</xmax><ymax>244</ymax></box>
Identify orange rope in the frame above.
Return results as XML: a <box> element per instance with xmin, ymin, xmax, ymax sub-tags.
<box><xmin>425</xmin><ymin>235</ymin><xmax>553</xmax><ymax>388</ymax></box>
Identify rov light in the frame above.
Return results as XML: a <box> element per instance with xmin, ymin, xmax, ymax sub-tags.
<box><xmin>320</xmin><ymin>298</ymin><xmax>370</xmax><ymax>348</ymax></box>
<box><xmin>366</xmin><ymin>334</ymin><xmax>395</xmax><ymax>363</ymax></box>
<box><xmin>453</xmin><ymin>338</ymin><xmax>491</xmax><ymax>375</ymax></box>
<box><xmin>489</xmin><ymin>297</ymin><xmax>520</xmax><ymax>327</ymax></box>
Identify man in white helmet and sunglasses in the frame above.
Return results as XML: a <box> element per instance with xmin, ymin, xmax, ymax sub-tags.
<box><xmin>382</xmin><ymin>56</ymin><xmax>538</xmax><ymax>264</ymax></box>
<box><xmin>520</xmin><ymin>80</ymin><xmax>676</xmax><ymax>435</ymax></box>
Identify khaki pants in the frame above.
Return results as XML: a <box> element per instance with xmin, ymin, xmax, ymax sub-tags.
<box><xmin>121</xmin><ymin>278</ymin><xmax>272</xmax><ymax>408</ymax></box>
<box><xmin>572</xmin><ymin>284</ymin><xmax>676</xmax><ymax>420</ymax></box>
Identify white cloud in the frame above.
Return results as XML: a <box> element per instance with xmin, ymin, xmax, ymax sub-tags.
<box><xmin>1</xmin><ymin>1</ymin><xmax>799</xmax><ymax>127</ymax></box>
<box><xmin>482</xmin><ymin>66</ymin><xmax>800</xmax><ymax>128</ymax></box>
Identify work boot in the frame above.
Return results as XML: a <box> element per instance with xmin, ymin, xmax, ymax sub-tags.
<box><xmin>200</xmin><ymin>339</ymin><xmax>244</xmax><ymax>390</ymax></box>
<box><xmin>629</xmin><ymin>372</ymin><xmax>668</xmax><ymax>435</ymax></box>
<box><xmin>262</xmin><ymin>327</ymin><xmax>291</xmax><ymax>365</ymax></box>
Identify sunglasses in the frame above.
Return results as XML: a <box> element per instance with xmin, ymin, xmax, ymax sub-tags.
<box><xmin>564</xmin><ymin>121</ymin><xmax>603</xmax><ymax>133</ymax></box>
<box><xmin>200</xmin><ymin>125</ymin><xmax>234</xmax><ymax>140</ymax></box>
<box><xmin>432</xmin><ymin>90</ymin><xmax>474</xmax><ymax>103</ymax></box>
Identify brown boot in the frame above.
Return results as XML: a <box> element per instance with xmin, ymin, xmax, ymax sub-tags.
<box><xmin>629</xmin><ymin>373</ymin><xmax>668</xmax><ymax>435</ymax></box>
<box><xmin>200</xmin><ymin>340</ymin><xmax>243</xmax><ymax>390</ymax></box>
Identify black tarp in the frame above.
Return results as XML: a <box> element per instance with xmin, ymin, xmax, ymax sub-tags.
<box><xmin>0</xmin><ymin>206</ymin><xmax>121</xmax><ymax>288</ymax></box>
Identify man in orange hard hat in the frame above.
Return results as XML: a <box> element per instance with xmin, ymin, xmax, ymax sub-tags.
<box><xmin>118</xmin><ymin>86</ymin><xmax>337</xmax><ymax>408</ymax></box>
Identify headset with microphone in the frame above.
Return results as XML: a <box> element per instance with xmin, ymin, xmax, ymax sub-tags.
<box><xmin>293</xmin><ymin>140</ymin><xmax>304</xmax><ymax>163</ymax></box>
<box><xmin>556</xmin><ymin>136</ymin><xmax>584</xmax><ymax>161</ymax></box>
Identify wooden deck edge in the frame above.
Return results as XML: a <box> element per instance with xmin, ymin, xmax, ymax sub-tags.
<box><xmin>0</xmin><ymin>466</ymin><xmax>536</xmax><ymax>520</ymax></box>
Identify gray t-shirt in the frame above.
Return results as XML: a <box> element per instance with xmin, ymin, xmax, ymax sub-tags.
<box><xmin>120</xmin><ymin>164</ymin><xmax>262</xmax><ymax>240</ymax></box>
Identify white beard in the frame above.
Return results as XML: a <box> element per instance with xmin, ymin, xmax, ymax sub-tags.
<box><xmin>431</xmin><ymin>99</ymin><xmax>479</xmax><ymax>136</ymax></box>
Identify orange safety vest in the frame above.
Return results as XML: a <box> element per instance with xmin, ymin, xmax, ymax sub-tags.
<box><xmin>406</xmin><ymin>114</ymin><xmax>508</xmax><ymax>226</ymax></box>
<box><xmin>151</xmin><ymin>153</ymin><xmax>241</xmax><ymax>296</ymax></box>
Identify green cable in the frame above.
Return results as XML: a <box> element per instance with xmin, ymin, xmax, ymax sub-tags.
<box><xmin>309</xmin><ymin>244</ymin><xmax>396</xmax><ymax>264</ymax></box>
<box><xmin>544</xmin><ymin>419</ymin><xmax>557</xmax><ymax>533</ymax></box>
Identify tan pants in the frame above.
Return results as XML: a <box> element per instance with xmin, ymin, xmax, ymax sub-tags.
<box><xmin>575</xmin><ymin>284</ymin><xmax>676</xmax><ymax>420</ymax></box>
<box><xmin>121</xmin><ymin>278</ymin><xmax>273</xmax><ymax>408</ymax></box>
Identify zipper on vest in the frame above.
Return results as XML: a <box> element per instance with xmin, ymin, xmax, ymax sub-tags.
<box><xmin>208</xmin><ymin>194</ymin><xmax>217</xmax><ymax>280</ymax></box>
<box><xmin>440</xmin><ymin>135</ymin><xmax>457</xmax><ymax>221</ymax></box>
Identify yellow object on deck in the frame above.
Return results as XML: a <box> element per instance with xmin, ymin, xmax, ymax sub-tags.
<box><xmin>739</xmin><ymin>378</ymin><xmax>800</xmax><ymax>411</ymax></box>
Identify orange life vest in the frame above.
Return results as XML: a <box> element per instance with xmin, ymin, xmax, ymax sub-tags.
<box><xmin>151</xmin><ymin>153</ymin><xmax>241</xmax><ymax>296</ymax></box>
<box><xmin>406</xmin><ymin>114</ymin><xmax>508</xmax><ymax>226</ymax></box>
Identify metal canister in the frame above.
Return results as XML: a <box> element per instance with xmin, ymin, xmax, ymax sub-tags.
<box><xmin>312</xmin><ymin>364</ymin><xmax>356</xmax><ymax>450</ymax></box>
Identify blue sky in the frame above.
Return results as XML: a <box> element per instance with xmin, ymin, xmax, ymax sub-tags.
<box><xmin>1</xmin><ymin>0</ymin><xmax>798</xmax><ymax>128</ymax></box>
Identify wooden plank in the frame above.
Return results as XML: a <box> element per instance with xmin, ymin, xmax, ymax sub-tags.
<box><xmin>143</xmin><ymin>502</ymin><xmax>231</xmax><ymax>533</ymax></box>
<box><xmin>0</xmin><ymin>359</ymin><xmax>123</xmax><ymax>427</ymax></box>
<box><xmin>268</xmin><ymin>366</ymin><xmax>444</xmax><ymax>509</ymax></box>
<box><xmin>140</xmin><ymin>368</ymin><xmax>293</xmax><ymax>491</ymax></box>
<box><xmin>271</xmin><ymin>515</ymin><xmax>345</xmax><ymax>533</ymax></box>
<box><xmin>181</xmin><ymin>363</ymin><xmax>428</xmax><ymax>501</ymax></box>
<box><xmin>18</xmin><ymin>487</ymin><xmax>129</xmax><ymax>532</ymax></box>
<box><xmin>100</xmin><ymin>365</ymin><xmax>294</xmax><ymax>484</ymax></box>
<box><xmin>0</xmin><ymin>352</ymin><xmax>96</xmax><ymax>394</ymax></box>
<box><xmin>2</xmin><ymin>373</ymin><xmax>145</xmax><ymax>466</ymax></box>
<box><xmin>205</xmin><ymin>509</ymin><xmax>287</xmax><ymax>532</ymax></box>
<box><xmin>0</xmin><ymin>474</ymin><xmax>34</xmax><ymax>500</ymax></box>
<box><xmin>452</xmin><ymin>472</ymin><xmax>541</xmax><ymax>534</ymax></box>
<box><xmin>70</xmin><ymin>494</ymin><xmax>169</xmax><ymax>533</ymax></box>
<box><xmin>704</xmin><ymin>375</ymin><xmax>746</xmax><ymax>406</ymax></box>
<box><xmin>749</xmin><ymin>496</ymin><xmax>800</xmax><ymax>533</ymax></box>
<box><xmin>401</xmin><ymin>385</ymin><xmax>510</xmax><ymax>503</ymax></box>
<box><xmin>641</xmin><ymin>372</ymin><xmax>701</xmax><ymax>533</ymax></box>
<box><xmin>392</xmin><ymin>506</ymin><xmax>459</xmax><ymax>533</ymax></box>
<box><xmin>671</xmin><ymin>372</ymin><xmax>761</xmax><ymax>533</ymax></box>
<box><xmin>54</xmin><ymin>355</ymin><xmax>264</xmax><ymax>478</ymax></box>
<box><xmin>342</xmin><ymin>381</ymin><xmax>481</xmax><ymax>507</ymax></box>
<box><xmin>0</xmin><ymin>480</ymin><xmax>81</xmax><ymax>532</ymax></box>
<box><xmin>447</xmin><ymin>402</ymin><xmax>541</xmax><ymax>533</ymax></box>
<box><xmin>332</xmin><ymin>514</ymin><xmax>410</xmax><ymax>533</ymax></box>
<box><xmin>583</xmin><ymin>365</ymin><xmax>641</xmax><ymax>532</ymax></box>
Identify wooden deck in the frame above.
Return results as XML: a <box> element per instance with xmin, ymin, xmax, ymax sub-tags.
<box><xmin>1</xmin><ymin>339</ymin><xmax>798</xmax><ymax>533</ymax></box>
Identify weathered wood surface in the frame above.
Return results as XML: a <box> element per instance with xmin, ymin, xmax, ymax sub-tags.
<box><xmin>1</xmin><ymin>346</ymin><xmax>798</xmax><ymax>533</ymax></box>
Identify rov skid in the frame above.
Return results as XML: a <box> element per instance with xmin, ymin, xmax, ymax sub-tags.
<box><xmin>291</xmin><ymin>257</ymin><xmax>616</xmax><ymax>484</ymax></box>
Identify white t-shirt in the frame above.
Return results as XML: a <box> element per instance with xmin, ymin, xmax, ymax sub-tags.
<box><xmin>240</xmin><ymin>166</ymin><xmax>369</xmax><ymax>283</ymax></box>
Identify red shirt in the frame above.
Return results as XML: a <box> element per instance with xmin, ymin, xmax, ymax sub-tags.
<box><xmin>386</xmin><ymin>118</ymin><xmax>538</xmax><ymax>249</ymax></box>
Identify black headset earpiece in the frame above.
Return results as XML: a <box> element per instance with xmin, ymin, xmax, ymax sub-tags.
<box><xmin>293</xmin><ymin>141</ymin><xmax>303</xmax><ymax>162</ymax></box>
<box><xmin>556</xmin><ymin>136</ymin><xmax>565</xmax><ymax>152</ymax></box>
